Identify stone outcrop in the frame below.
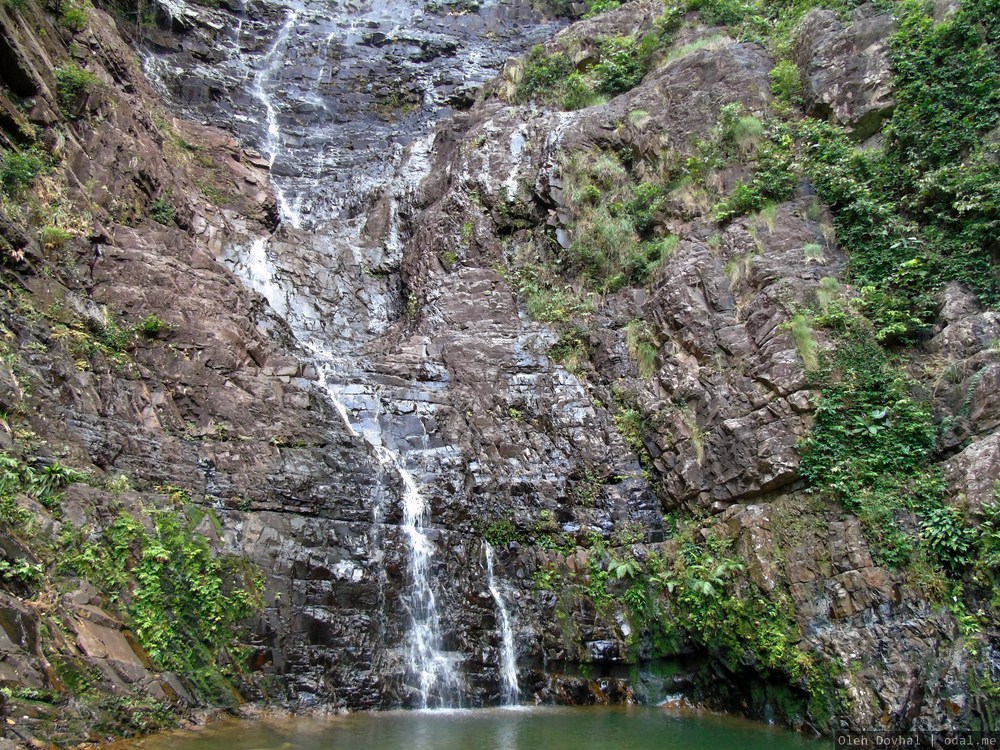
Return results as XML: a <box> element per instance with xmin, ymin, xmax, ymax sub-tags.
<box><xmin>794</xmin><ymin>4</ymin><xmax>896</xmax><ymax>139</ymax></box>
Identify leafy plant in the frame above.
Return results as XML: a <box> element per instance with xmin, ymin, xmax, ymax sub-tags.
<box><xmin>54</xmin><ymin>64</ymin><xmax>98</xmax><ymax>110</ymax></box>
<box><xmin>138</xmin><ymin>314</ymin><xmax>171</xmax><ymax>336</ymax></box>
<box><xmin>62</xmin><ymin>506</ymin><xmax>264</xmax><ymax>703</ymax></box>
<box><xmin>798</xmin><ymin>328</ymin><xmax>942</xmax><ymax>566</ymax></box>
<box><xmin>483</xmin><ymin>518</ymin><xmax>522</xmax><ymax>547</ymax></box>
<box><xmin>59</xmin><ymin>0</ymin><xmax>89</xmax><ymax>31</ymax></box>
<box><xmin>149</xmin><ymin>198</ymin><xmax>176</xmax><ymax>225</ymax></box>
<box><xmin>38</xmin><ymin>225</ymin><xmax>72</xmax><ymax>251</ymax></box>
<box><xmin>0</xmin><ymin>557</ymin><xmax>43</xmax><ymax>585</ymax></box>
<box><xmin>769</xmin><ymin>59</ymin><xmax>802</xmax><ymax>105</ymax></box>
<box><xmin>919</xmin><ymin>504</ymin><xmax>973</xmax><ymax>572</ymax></box>
<box><xmin>0</xmin><ymin>149</ymin><xmax>48</xmax><ymax>196</ymax></box>
<box><xmin>593</xmin><ymin>36</ymin><xmax>644</xmax><ymax>95</ymax></box>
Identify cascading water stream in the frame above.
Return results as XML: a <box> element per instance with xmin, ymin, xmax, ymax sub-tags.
<box><xmin>233</xmin><ymin>235</ymin><xmax>461</xmax><ymax>706</ymax></box>
<box><xmin>249</xmin><ymin>8</ymin><xmax>302</xmax><ymax>228</ymax></box>
<box><xmin>484</xmin><ymin>543</ymin><xmax>519</xmax><ymax>706</ymax></box>
<box><xmin>314</xmin><ymin>352</ymin><xmax>461</xmax><ymax>707</ymax></box>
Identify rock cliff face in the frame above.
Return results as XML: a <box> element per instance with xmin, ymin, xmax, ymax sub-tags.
<box><xmin>0</xmin><ymin>0</ymin><xmax>998</xmax><ymax>744</ymax></box>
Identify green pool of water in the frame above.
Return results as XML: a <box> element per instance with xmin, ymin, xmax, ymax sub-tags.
<box><xmin>117</xmin><ymin>705</ymin><xmax>825</xmax><ymax>750</ymax></box>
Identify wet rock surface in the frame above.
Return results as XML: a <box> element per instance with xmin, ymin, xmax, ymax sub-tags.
<box><xmin>0</xmin><ymin>0</ymin><xmax>997</xmax><ymax>742</ymax></box>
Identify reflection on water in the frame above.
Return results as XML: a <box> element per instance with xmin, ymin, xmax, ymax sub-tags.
<box><xmin>114</xmin><ymin>706</ymin><xmax>824</xmax><ymax>750</ymax></box>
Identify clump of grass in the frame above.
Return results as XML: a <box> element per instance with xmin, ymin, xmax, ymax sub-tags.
<box><xmin>803</xmin><ymin>242</ymin><xmax>826</xmax><ymax>263</ymax></box>
<box><xmin>816</xmin><ymin>277</ymin><xmax>840</xmax><ymax>312</ymax></box>
<box><xmin>663</xmin><ymin>34</ymin><xmax>727</xmax><ymax>64</ymax></box>
<box><xmin>625</xmin><ymin>318</ymin><xmax>659</xmax><ymax>377</ymax></box>
<box><xmin>38</xmin><ymin>225</ymin><xmax>72</xmax><ymax>251</ymax></box>
<box><xmin>789</xmin><ymin>313</ymin><xmax>818</xmax><ymax>370</ymax></box>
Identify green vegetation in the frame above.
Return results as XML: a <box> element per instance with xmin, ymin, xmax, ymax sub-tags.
<box><xmin>49</xmin><ymin>308</ymin><xmax>174</xmax><ymax>371</ymax></box>
<box><xmin>62</xmin><ymin>501</ymin><xmax>264</xmax><ymax>702</ymax></box>
<box><xmin>712</xmin><ymin>125</ymin><xmax>796</xmax><ymax>223</ymax></box>
<box><xmin>482</xmin><ymin>518</ymin><xmax>524</xmax><ymax>547</ymax></box>
<box><xmin>792</xmin><ymin>0</ymin><xmax>1000</xmax><ymax>324</ymax></box>
<box><xmin>0</xmin><ymin>451</ymin><xmax>88</xmax><ymax>525</ymax></box>
<box><xmin>514</xmin><ymin>29</ymin><xmax>668</xmax><ymax>109</ymax></box>
<box><xmin>38</xmin><ymin>224</ymin><xmax>72</xmax><ymax>251</ymax></box>
<box><xmin>625</xmin><ymin>318</ymin><xmax>658</xmax><ymax>377</ymax></box>
<box><xmin>768</xmin><ymin>59</ymin><xmax>802</xmax><ymax>105</ymax></box>
<box><xmin>533</xmin><ymin>0</ymin><xmax>621</xmax><ymax>18</ymax></box>
<box><xmin>149</xmin><ymin>198</ymin><xmax>176</xmax><ymax>225</ymax></box>
<box><xmin>558</xmin><ymin>148</ymin><xmax>678</xmax><ymax>292</ymax></box>
<box><xmin>54</xmin><ymin>64</ymin><xmax>99</xmax><ymax>111</ymax></box>
<box><xmin>797</xmin><ymin>328</ymin><xmax>951</xmax><ymax>568</ymax></box>
<box><xmin>0</xmin><ymin>148</ymin><xmax>49</xmax><ymax>196</ymax></box>
<box><xmin>536</xmin><ymin>523</ymin><xmax>843</xmax><ymax>729</ymax></box>
<box><xmin>137</xmin><ymin>313</ymin><xmax>171</xmax><ymax>336</ymax></box>
<box><xmin>59</xmin><ymin>0</ymin><xmax>90</xmax><ymax>31</ymax></box>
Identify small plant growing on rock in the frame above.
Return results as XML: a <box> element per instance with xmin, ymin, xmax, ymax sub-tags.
<box><xmin>625</xmin><ymin>318</ymin><xmax>658</xmax><ymax>378</ymax></box>
<box><xmin>483</xmin><ymin>518</ymin><xmax>522</xmax><ymax>547</ymax></box>
<box><xmin>138</xmin><ymin>314</ymin><xmax>171</xmax><ymax>337</ymax></box>
<box><xmin>59</xmin><ymin>0</ymin><xmax>89</xmax><ymax>31</ymax></box>
<box><xmin>54</xmin><ymin>64</ymin><xmax>98</xmax><ymax>111</ymax></box>
<box><xmin>105</xmin><ymin>473</ymin><xmax>131</xmax><ymax>496</ymax></box>
<box><xmin>149</xmin><ymin>198</ymin><xmax>176</xmax><ymax>225</ymax></box>
<box><xmin>0</xmin><ymin>148</ymin><xmax>48</xmax><ymax>196</ymax></box>
<box><xmin>802</xmin><ymin>242</ymin><xmax>826</xmax><ymax>263</ymax></box>
<box><xmin>788</xmin><ymin>313</ymin><xmax>818</xmax><ymax>371</ymax></box>
<box><xmin>38</xmin><ymin>225</ymin><xmax>71</xmax><ymax>251</ymax></box>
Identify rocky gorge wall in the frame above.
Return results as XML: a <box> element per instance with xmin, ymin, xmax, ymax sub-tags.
<box><xmin>0</xmin><ymin>0</ymin><xmax>998</xmax><ymax>745</ymax></box>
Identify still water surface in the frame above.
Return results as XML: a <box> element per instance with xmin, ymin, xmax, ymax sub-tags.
<box><xmin>117</xmin><ymin>706</ymin><xmax>825</xmax><ymax>750</ymax></box>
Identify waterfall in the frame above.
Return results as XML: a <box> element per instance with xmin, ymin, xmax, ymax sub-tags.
<box><xmin>249</xmin><ymin>9</ymin><xmax>302</xmax><ymax>228</ymax></box>
<box><xmin>304</xmin><ymin>352</ymin><xmax>462</xmax><ymax>708</ymax></box>
<box><xmin>484</xmin><ymin>542</ymin><xmax>519</xmax><ymax>705</ymax></box>
<box><xmin>199</xmin><ymin>0</ymin><xmax>564</xmax><ymax>711</ymax></box>
<box><xmin>386</xmin><ymin>445</ymin><xmax>462</xmax><ymax>708</ymax></box>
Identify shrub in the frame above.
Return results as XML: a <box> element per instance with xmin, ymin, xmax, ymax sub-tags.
<box><xmin>38</xmin><ymin>225</ymin><xmax>71</xmax><ymax>251</ymax></box>
<box><xmin>0</xmin><ymin>149</ymin><xmax>47</xmax><ymax>195</ymax></box>
<box><xmin>149</xmin><ymin>198</ymin><xmax>176</xmax><ymax>225</ymax></box>
<box><xmin>561</xmin><ymin>72</ymin><xmax>603</xmax><ymax>110</ymax></box>
<box><xmin>517</xmin><ymin>45</ymin><xmax>573</xmax><ymax>103</ymax></box>
<box><xmin>919</xmin><ymin>505</ymin><xmax>973</xmax><ymax>573</ymax></box>
<box><xmin>54</xmin><ymin>64</ymin><xmax>98</xmax><ymax>110</ymax></box>
<box><xmin>593</xmin><ymin>36</ymin><xmax>644</xmax><ymax>95</ymax></box>
<box><xmin>59</xmin><ymin>0</ymin><xmax>89</xmax><ymax>31</ymax></box>
<box><xmin>769</xmin><ymin>59</ymin><xmax>802</xmax><ymax>105</ymax></box>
